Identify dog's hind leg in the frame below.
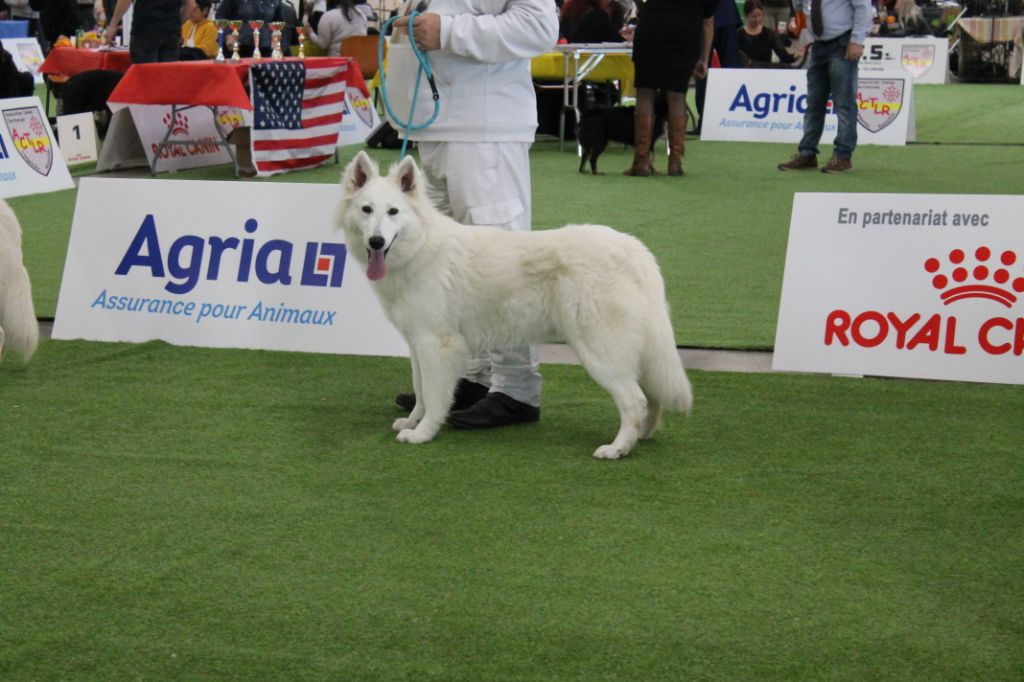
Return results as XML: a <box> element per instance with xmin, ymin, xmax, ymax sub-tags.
<box><xmin>0</xmin><ymin>324</ymin><xmax>5</xmax><ymax>361</ymax></box>
<box><xmin>573</xmin><ymin>345</ymin><xmax>647</xmax><ymax>459</ymax></box>
<box><xmin>578</xmin><ymin>149</ymin><xmax>590</xmax><ymax>173</ymax></box>
<box><xmin>640</xmin><ymin>392</ymin><xmax>662</xmax><ymax>440</ymax></box>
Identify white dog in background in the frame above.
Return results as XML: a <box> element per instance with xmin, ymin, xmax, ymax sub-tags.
<box><xmin>338</xmin><ymin>152</ymin><xmax>692</xmax><ymax>459</ymax></box>
<box><xmin>0</xmin><ymin>199</ymin><xmax>39</xmax><ymax>363</ymax></box>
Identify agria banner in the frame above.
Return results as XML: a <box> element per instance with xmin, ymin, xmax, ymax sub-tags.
<box><xmin>53</xmin><ymin>178</ymin><xmax>408</xmax><ymax>357</ymax></box>
<box><xmin>774</xmin><ymin>193</ymin><xmax>1024</xmax><ymax>385</ymax></box>
<box><xmin>701</xmin><ymin>68</ymin><xmax>915</xmax><ymax>146</ymax></box>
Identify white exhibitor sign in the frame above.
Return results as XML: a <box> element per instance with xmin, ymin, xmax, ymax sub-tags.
<box><xmin>0</xmin><ymin>96</ymin><xmax>74</xmax><ymax>199</ymax></box>
<box><xmin>337</xmin><ymin>85</ymin><xmax>381</xmax><ymax>147</ymax></box>
<box><xmin>860</xmin><ymin>37</ymin><xmax>949</xmax><ymax>84</ymax></box>
<box><xmin>53</xmin><ymin>178</ymin><xmax>408</xmax><ymax>358</ymax></box>
<box><xmin>774</xmin><ymin>193</ymin><xmax>1024</xmax><ymax>385</ymax></box>
<box><xmin>701</xmin><ymin>68</ymin><xmax>915</xmax><ymax>146</ymax></box>
<box><xmin>1</xmin><ymin>38</ymin><xmax>44</xmax><ymax>84</ymax></box>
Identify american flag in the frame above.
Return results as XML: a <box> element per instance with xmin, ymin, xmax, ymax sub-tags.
<box><xmin>250</xmin><ymin>61</ymin><xmax>348</xmax><ymax>176</ymax></box>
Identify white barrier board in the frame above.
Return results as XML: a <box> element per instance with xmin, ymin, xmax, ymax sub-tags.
<box><xmin>337</xmin><ymin>86</ymin><xmax>380</xmax><ymax>147</ymax></box>
<box><xmin>0</xmin><ymin>96</ymin><xmax>74</xmax><ymax>198</ymax></box>
<box><xmin>1</xmin><ymin>37</ymin><xmax>44</xmax><ymax>84</ymax></box>
<box><xmin>774</xmin><ymin>193</ymin><xmax>1024</xmax><ymax>385</ymax></box>
<box><xmin>860</xmin><ymin>36</ymin><xmax>949</xmax><ymax>84</ymax></box>
<box><xmin>53</xmin><ymin>178</ymin><xmax>408</xmax><ymax>358</ymax></box>
<box><xmin>126</xmin><ymin>104</ymin><xmax>251</xmax><ymax>172</ymax></box>
<box><xmin>702</xmin><ymin>68</ymin><xmax>914</xmax><ymax>146</ymax></box>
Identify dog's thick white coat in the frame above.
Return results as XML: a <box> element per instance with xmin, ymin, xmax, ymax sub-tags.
<box><xmin>338</xmin><ymin>152</ymin><xmax>691</xmax><ymax>458</ymax></box>
<box><xmin>0</xmin><ymin>199</ymin><xmax>38</xmax><ymax>363</ymax></box>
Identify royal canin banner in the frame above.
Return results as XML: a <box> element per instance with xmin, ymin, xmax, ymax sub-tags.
<box><xmin>52</xmin><ymin>178</ymin><xmax>408</xmax><ymax>357</ymax></box>
<box><xmin>860</xmin><ymin>37</ymin><xmax>949</xmax><ymax>85</ymax></box>
<box><xmin>0</xmin><ymin>96</ymin><xmax>74</xmax><ymax>199</ymax></box>
<box><xmin>128</xmin><ymin>104</ymin><xmax>251</xmax><ymax>172</ymax></box>
<box><xmin>774</xmin><ymin>193</ymin><xmax>1024</xmax><ymax>385</ymax></box>
<box><xmin>701</xmin><ymin>68</ymin><xmax>915</xmax><ymax>145</ymax></box>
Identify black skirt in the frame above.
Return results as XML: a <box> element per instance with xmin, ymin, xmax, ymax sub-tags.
<box><xmin>632</xmin><ymin>0</ymin><xmax>717</xmax><ymax>92</ymax></box>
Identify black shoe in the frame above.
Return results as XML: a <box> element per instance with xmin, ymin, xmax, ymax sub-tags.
<box><xmin>446</xmin><ymin>392</ymin><xmax>540</xmax><ymax>430</ymax></box>
<box><xmin>395</xmin><ymin>379</ymin><xmax>489</xmax><ymax>412</ymax></box>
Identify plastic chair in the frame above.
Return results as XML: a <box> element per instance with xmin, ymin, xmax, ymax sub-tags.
<box><xmin>340</xmin><ymin>34</ymin><xmax>379</xmax><ymax>80</ymax></box>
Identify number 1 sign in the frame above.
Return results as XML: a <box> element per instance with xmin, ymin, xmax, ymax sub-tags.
<box><xmin>57</xmin><ymin>112</ymin><xmax>99</xmax><ymax>166</ymax></box>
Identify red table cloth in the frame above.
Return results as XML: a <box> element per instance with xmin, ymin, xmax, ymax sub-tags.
<box><xmin>38</xmin><ymin>47</ymin><xmax>133</xmax><ymax>77</ymax></box>
<box><xmin>107</xmin><ymin>57</ymin><xmax>368</xmax><ymax>111</ymax></box>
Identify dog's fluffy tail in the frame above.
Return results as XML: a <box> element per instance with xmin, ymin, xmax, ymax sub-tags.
<box><xmin>641</xmin><ymin>301</ymin><xmax>692</xmax><ymax>415</ymax></box>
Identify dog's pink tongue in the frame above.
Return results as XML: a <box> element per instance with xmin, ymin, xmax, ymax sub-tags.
<box><xmin>366</xmin><ymin>249</ymin><xmax>387</xmax><ymax>281</ymax></box>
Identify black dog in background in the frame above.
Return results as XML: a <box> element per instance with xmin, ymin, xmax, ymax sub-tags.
<box><xmin>577</xmin><ymin>96</ymin><xmax>668</xmax><ymax>175</ymax></box>
<box><xmin>59</xmin><ymin>69</ymin><xmax>124</xmax><ymax>138</ymax></box>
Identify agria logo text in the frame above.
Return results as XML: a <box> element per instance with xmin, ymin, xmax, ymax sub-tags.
<box><xmin>115</xmin><ymin>215</ymin><xmax>347</xmax><ymax>294</ymax></box>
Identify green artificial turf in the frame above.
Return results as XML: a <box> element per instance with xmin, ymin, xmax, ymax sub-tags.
<box><xmin>15</xmin><ymin>84</ymin><xmax>1024</xmax><ymax>347</ymax></box>
<box><xmin>2</xmin><ymin>340</ymin><xmax>1022</xmax><ymax>679</ymax></box>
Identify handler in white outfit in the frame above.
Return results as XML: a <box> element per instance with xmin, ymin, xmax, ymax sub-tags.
<box><xmin>388</xmin><ymin>0</ymin><xmax>559</xmax><ymax>429</ymax></box>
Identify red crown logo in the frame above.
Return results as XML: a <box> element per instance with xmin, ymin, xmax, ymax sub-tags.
<box><xmin>924</xmin><ymin>247</ymin><xmax>1024</xmax><ymax>307</ymax></box>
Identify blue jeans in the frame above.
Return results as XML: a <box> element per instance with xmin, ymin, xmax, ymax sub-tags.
<box><xmin>798</xmin><ymin>34</ymin><xmax>859</xmax><ymax>160</ymax></box>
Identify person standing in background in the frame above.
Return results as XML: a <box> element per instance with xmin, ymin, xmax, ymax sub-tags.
<box><xmin>625</xmin><ymin>0</ymin><xmax>715</xmax><ymax>177</ymax></box>
<box><xmin>693</xmin><ymin>0</ymin><xmax>743</xmax><ymax>135</ymax></box>
<box><xmin>104</xmin><ymin>0</ymin><xmax>184</xmax><ymax>62</ymax></box>
<box><xmin>777</xmin><ymin>0</ymin><xmax>871</xmax><ymax>173</ymax></box>
<box><xmin>387</xmin><ymin>0</ymin><xmax>559</xmax><ymax>430</ymax></box>
<box><xmin>761</xmin><ymin>0</ymin><xmax>791</xmax><ymax>36</ymax></box>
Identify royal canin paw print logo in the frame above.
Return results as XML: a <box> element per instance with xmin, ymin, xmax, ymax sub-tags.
<box><xmin>924</xmin><ymin>247</ymin><xmax>1024</xmax><ymax>307</ymax></box>
<box><xmin>162</xmin><ymin>111</ymin><xmax>190</xmax><ymax>137</ymax></box>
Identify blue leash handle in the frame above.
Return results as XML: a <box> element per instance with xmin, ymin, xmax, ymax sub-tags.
<box><xmin>378</xmin><ymin>11</ymin><xmax>441</xmax><ymax>158</ymax></box>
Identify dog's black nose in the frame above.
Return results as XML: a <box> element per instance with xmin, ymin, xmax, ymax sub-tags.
<box><xmin>368</xmin><ymin>235</ymin><xmax>386</xmax><ymax>250</ymax></box>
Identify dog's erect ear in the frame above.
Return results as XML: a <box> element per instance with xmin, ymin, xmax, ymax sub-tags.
<box><xmin>341</xmin><ymin>151</ymin><xmax>378</xmax><ymax>195</ymax></box>
<box><xmin>393</xmin><ymin>154</ymin><xmax>420</xmax><ymax>196</ymax></box>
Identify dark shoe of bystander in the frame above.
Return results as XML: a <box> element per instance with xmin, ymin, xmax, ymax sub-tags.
<box><xmin>395</xmin><ymin>379</ymin><xmax>490</xmax><ymax>413</ymax></box>
<box><xmin>778</xmin><ymin>153</ymin><xmax>818</xmax><ymax>171</ymax></box>
<box><xmin>820</xmin><ymin>156</ymin><xmax>853</xmax><ymax>173</ymax></box>
<box><xmin>447</xmin><ymin>392</ymin><xmax>540</xmax><ymax>430</ymax></box>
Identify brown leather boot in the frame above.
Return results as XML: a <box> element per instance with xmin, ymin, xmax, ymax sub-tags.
<box><xmin>667</xmin><ymin>112</ymin><xmax>687</xmax><ymax>176</ymax></box>
<box><xmin>624</xmin><ymin>112</ymin><xmax>655</xmax><ymax>176</ymax></box>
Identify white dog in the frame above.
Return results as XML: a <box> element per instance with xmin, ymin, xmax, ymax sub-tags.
<box><xmin>0</xmin><ymin>199</ymin><xmax>38</xmax><ymax>363</ymax></box>
<box><xmin>338</xmin><ymin>152</ymin><xmax>692</xmax><ymax>459</ymax></box>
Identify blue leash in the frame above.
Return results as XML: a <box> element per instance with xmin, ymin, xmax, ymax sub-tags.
<box><xmin>378</xmin><ymin>10</ymin><xmax>441</xmax><ymax>159</ymax></box>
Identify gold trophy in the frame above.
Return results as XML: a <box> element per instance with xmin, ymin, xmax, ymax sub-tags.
<box><xmin>269</xmin><ymin>21</ymin><xmax>285</xmax><ymax>59</ymax></box>
<box><xmin>228</xmin><ymin>20</ymin><xmax>243</xmax><ymax>63</ymax></box>
<box><xmin>295</xmin><ymin>25</ymin><xmax>306</xmax><ymax>59</ymax></box>
<box><xmin>249</xmin><ymin>19</ymin><xmax>264</xmax><ymax>59</ymax></box>
<box><xmin>214</xmin><ymin>19</ymin><xmax>228</xmax><ymax>63</ymax></box>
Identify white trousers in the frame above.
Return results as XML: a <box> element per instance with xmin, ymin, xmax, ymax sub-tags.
<box><xmin>416</xmin><ymin>141</ymin><xmax>543</xmax><ymax>407</ymax></box>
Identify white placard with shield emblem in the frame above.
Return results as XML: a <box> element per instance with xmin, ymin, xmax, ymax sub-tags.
<box><xmin>860</xmin><ymin>37</ymin><xmax>949</xmax><ymax>84</ymax></box>
<box><xmin>0</xmin><ymin>96</ymin><xmax>75</xmax><ymax>199</ymax></box>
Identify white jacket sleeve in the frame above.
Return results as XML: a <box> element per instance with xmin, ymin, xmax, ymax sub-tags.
<box><xmin>438</xmin><ymin>0</ymin><xmax>559</xmax><ymax>64</ymax></box>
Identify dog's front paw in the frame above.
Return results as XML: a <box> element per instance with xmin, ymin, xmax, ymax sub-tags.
<box><xmin>393</xmin><ymin>417</ymin><xmax>419</xmax><ymax>432</ymax></box>
<box><xmin>397</xmin><ymin>428</ymin><xmax>434</xmax><ymax>444</ymax></box>
<box><xmin>593</xmin><ymin>444</ymin><xmax>629</xmax><ymax>460</ymax></box>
